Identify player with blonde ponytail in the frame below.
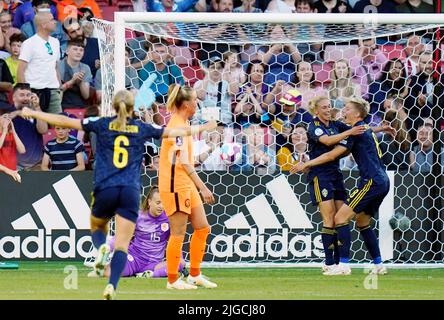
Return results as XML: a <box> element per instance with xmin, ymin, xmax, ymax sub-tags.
<box><xmin>19</xmin><ymin>89</ymin><xmax>216</xmax><ymax>299</ymax></box>
<box><xmin>159</xmin><ymin>83</ymin><xmax>218</xmax><ymax>290</ymax></box>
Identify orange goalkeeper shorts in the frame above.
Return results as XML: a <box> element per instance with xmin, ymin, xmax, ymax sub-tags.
<box><xmin>160</xmin><ymin>186</ymin><xmax>203</xmax><ymax>216</ymax></box>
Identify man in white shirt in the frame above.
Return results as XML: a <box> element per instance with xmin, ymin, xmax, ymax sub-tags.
<box><xmin>17</xmin><ymin>11</ymin><xmax>61</xmax><ymax>114</ymax></box>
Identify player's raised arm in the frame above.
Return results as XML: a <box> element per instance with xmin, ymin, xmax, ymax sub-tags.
<box><xmin>162</xmin><ymin>120</ymin><xmax>217</xmax><ymax>138</ymax></box>
<box><xmin>318</xmin><ymin>125</ymin><xmax>365</xmax><ymax>147</ymax></box>
<box><xmin>371</xmin><ymin>124</ymin><xmax>396</xmax><ymax>137</ymax></box>
<box><xmin>20</xmin><ymin>107</ymin><xmax>82</xmax><ymax>130</ymax></box>
<box><xmin>290</xmin><ymin>144</ymin><xmax>348</xmax><ymax>174</ymax></box>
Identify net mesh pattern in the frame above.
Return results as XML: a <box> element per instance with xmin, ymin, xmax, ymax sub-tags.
<box><xmin>87</xmin><ymin>17</ymin><xmax>444</xmax><ymax>267</ymax></box>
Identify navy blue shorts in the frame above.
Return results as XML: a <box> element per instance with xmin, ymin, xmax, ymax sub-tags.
<box><xmin>345</xmin><ymin>178</ymin><xmax>390</xmax><ymax>216</ymax></box>
<box><xmin>91</xmin><ymin>186</ymin><xmax>140</xmax><ymax>223</ymax></box>
<box><xmin>308</xmin><ymin>172</ymin><xmax>347</xmax><ymax>206</ymax></box>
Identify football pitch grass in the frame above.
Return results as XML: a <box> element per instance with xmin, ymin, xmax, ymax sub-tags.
<box><xmin>0</xmin><ymin>262</ymin><xmax>443</xmax><ymax>300</ymax></box>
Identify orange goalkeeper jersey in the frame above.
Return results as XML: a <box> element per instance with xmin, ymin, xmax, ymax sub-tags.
<box><xmin>158</xmin><ymin>113</ymin><xmax>194</xmax><ymax>193</ymax></box>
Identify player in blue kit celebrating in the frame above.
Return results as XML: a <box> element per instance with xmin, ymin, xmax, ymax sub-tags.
<box><xmin>292</xmin><ymin>97</ymin><xmax>392</xmax><ymax>276</ymax></box>
<box><xmin>20</xmin><ymin>90</ymin><xmax>216</xmax><ymax>299</ymax></box>
<box><xmin>304</xmin><ymin>96</ymin><xmax>366</xmax><ymax>274</ymax></box>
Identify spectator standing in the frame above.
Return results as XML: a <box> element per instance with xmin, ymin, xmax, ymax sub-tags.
<box><xmin>41</xmin><ymin>122</ymin><xmax>85</xmax><ymax>171</ymax></box>
<box><xmin>59</xmin><ymin>40</ymin><xmax>92</xmax><ymax>109</ymax></box>
<box><xmin>17</xmin><ymin>11</ymin><xmax>61</xmax><ymax>114</ymax></box>
<box><xmin>21</xmin><ymin>0</ymin><xmax>68</xmax><ymax>55</ymax></box>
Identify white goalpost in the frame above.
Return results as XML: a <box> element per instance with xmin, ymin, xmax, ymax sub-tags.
<box><xmin>89</xmin><ymin>13</ymin><xmax>444</xmax><ymax>268</ymax></box>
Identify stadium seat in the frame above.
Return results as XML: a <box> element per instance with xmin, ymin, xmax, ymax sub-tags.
<box><xmin>324</xmin><ymin>45</ymin><xmax>358</xmax><ymax>62</ymax></box>
<box><xmin>64</xmin><ymin>108</ymin><xmax>86</xmax><ymax>120</ymax></box>
<box><xmin>181</xmin><ymin>65</ymin><xmax>205</xmax><ymax>86</ymax></box>
<box><xmin>380</xmin><ymin>44</ymin><xmax>405</xmax><ymax>60</ymax></box>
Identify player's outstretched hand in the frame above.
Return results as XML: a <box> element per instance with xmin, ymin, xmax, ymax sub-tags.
<box><xmin>201</xmin><ymin>187</ymin><xmax>215</xmax><ymax>205</ymax></box>
<box><xmin>350</xmin><ymin>125</ymin><xmax>366</xmax><ymax>136</ymax></box>
<box><xmin>382</xmin><ymin>125</ymin><xmax>397</xmax><ymax>138</ymax></box>
<box><xmin>20</xmin><ymin>107</ymin><xmax>34</xmax><ymax>120</ymax></box>
<box><xmin>290</xmin><ymin>162</ymin><xmax>307</xmax><ymax>174</ymax></box>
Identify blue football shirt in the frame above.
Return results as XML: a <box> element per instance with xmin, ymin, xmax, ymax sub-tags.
<box><xmin>307</xmin><ymin>117</ymin><xmax>351</xmax><ymax>182</ymax></box>
<box><xmin>82</xmin><ymin>116</ymin><xmax>164</xmax><ymax>191</ymax></box>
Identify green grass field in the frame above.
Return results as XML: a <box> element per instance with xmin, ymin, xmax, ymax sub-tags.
<box><xmin>0</xmin><ymin>262</ymin><xmax>443</xmax><ymax>300</ymax></box>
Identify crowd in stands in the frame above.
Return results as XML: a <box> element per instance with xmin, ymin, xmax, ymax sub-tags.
<box><xmin>0</xmin><ymin>0</ymin><xmax>442</xmax><ymax>175</ymax></box>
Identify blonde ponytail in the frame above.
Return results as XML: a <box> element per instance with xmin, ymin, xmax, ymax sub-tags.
<box><xmin>166</xmin><ymin>83</ymin><xmax>195</xmax><ymax>112</ymax></box>
<box><xmin>166</xmin><ymin>84</ymin><xmax>181</xmax><ymax>112</ymax></box>
<box><xmin>112</xmin><ymin>90</ymin><xmax>134</xmax><ymax>131</ymax></box>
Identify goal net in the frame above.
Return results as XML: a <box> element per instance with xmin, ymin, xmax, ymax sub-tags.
<box><xmin>89</xmin><ymin>13</ymin><xmax>444</xmax><ymax>267</ymax></box>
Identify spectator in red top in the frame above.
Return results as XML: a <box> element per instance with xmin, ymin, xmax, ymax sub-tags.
<box><xmin>0</xmin><ymin>105</ymin><xmax>26</xmax><ymax>170</ymax></box>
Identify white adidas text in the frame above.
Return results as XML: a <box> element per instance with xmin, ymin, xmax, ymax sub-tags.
<box><xmin>0</xmin><ymin>229</ymin><xmax>94</xmax><ymax>259</ymax></box>
<box><xmin>210</xmin><ymin>229</ymin><xmax>324</xmax><ymax>258</ymax></box>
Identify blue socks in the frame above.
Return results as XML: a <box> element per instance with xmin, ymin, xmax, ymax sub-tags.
<box><xmin>321</xmin><ymin>227</ymin><xmax>336</xmax><ymax>266</ymax></box>
<box><xmin>109</xmin><ymin>250</ymin><xmax>127</xmax><ymax>289</ymax></box>
<box><xmin>91</xmin><ymin>230</ymin><xmax>106</xmax><ymax>249</ymax></box>
<box><xmin>359</xmin><ymin>225</ymin><xmax>382</xmax><ymax>264</ymax></box>
<box><xmin>333</xmin><ymin>233</ymin><xmax>340</xmax><ymax>265</ymax></box>
<box><xmin>335</xmin><ymin>223</ymin><xmax>351</xmax><ymax>264</ymax></box>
